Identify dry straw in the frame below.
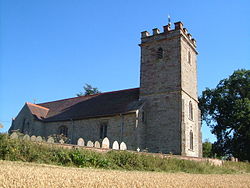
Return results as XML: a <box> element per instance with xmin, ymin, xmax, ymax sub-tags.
<box><xmin>0</xmin><ymin>160</ymin><xmax>250</xmax><ymax>188</ymax></box>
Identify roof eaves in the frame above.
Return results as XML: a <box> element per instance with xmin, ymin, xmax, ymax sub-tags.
<box><xmin>42</xmin><ymin>110</ymin><xmax>138</xmax><ymax>123</ymax></box>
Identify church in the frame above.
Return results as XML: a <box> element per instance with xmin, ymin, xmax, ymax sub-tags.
<box><xmin>9</xmin><ymin>21</ymin><xmax>202</xmax><ymax>157</ymax></box>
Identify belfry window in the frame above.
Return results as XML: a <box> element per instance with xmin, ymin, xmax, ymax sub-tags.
<box><xmin>189</xmin><ymin>101</ymin><xmax>193</xmax><ymax>120</ymax></box>
<box><xmin>59</xmin><ymin>126</ymin><xmax>68</xmax><ymax>137</ymax></box>
<box><xmin>188</xmin><ymin>51</ymin><xmax>191</xmax><ymax>64</ymax></box>
<box><xmin>100</xmin><ymin>123</ymin><xmax>108</xmax><ymax>139</ymax></box>
<box><xmin>190</xmin><ymin>130</ymin><xmax>194</xmax><ymax>150</ymax></box>
<box><xmin>157</xmin><ymin>47</ymin><xmax>163</xmax><ymax>59</ymax></box>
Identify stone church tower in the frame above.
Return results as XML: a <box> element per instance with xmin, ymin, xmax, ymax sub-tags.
<box><xmin>139</xmin><ymin>22</ymin><xmax>202</xmax><ymax>157</ymax></box>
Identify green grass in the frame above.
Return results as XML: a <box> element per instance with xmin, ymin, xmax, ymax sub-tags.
<box><xmin>0</xmin><ymin>133</ymin><xmax>249</xmax><ymax>174</ymax></box>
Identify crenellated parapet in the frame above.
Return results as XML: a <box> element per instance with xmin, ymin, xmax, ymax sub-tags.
<box><xmin>140</xmin><ymin>21</ymin><xmax>196</xmax><ymax>48</ymax></box>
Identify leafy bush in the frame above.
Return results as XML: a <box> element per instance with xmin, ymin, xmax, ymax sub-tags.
<box><xmin>107</xmin><ymin>151</ymin><xmax>143</xmax><ymax>170</ymax></box>
<box><xmin>48</xmin><ymin>134</ymin><xmax>70</xmax><ymax>144</ymax></box>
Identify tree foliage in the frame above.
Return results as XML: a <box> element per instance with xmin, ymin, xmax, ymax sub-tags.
<box><xmin>76</xmin><ymin>84</ymin><xmax>101</xmax><ymax>96</ymax></box>
<box><xmin>202</xmin><ymin>139</ymin><xmax>213</xmax><ymax>158</ymax></box>
<box><xmin>199</xmin><ymin>69</ymin><xmax>250</xmax><ymax>161</ymax></box>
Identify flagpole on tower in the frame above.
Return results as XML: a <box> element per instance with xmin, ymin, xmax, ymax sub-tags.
<box><xmin>168</xmin><ymin>15</ymin><xmax>171</xmax><ymax>28</ymax></box>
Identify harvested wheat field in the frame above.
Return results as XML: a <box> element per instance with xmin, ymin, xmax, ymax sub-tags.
<box><xmin>0</xmin><ymin>160</ymin><xmax>250</xmax><ymax>188</ymax></box>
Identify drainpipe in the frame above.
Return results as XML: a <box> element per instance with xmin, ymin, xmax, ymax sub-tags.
<box><xmin>135</xmin><ymin>110</ymin><xmax>139</xmax><ymax>150</ymax></box>
<box><xmin>70</xmin><ymin>119</ymin><xmax>74</xmax><ymax>144</ymax></box>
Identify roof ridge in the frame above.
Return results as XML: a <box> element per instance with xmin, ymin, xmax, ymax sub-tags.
<box><xmin>26</xmin><ymin>102</ymin><xmax>49</xmax><ymax>110</ymax></box>
<box><xmin>38</xmin><ymin>87</ymin><xmax>139</xmax><ymax>105</ymax></box>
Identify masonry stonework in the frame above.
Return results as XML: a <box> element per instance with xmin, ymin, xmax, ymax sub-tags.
<box><xmin>139</xmin><ymin>22</ymin><xmax>201</xmax><ymax>156</ymax></box>
<box><xmin>11</xmin><ymin>111</ymin><xmax>139</xmax><ymax>150</ymax></box>
<box><xmin>9</xmin><ymin>21</ymin><xmax>202</xmax><ymax>157</ymax></box>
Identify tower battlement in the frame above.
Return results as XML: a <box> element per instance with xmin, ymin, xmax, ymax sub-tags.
<box><xmin>141</xmin><ymin>21</ymin><xmax>196</xmax><ymax>48</ymax></box>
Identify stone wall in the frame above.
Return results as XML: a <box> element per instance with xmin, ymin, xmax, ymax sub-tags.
<box><xmin>9</xmin><ymin>104</ymin><xmax>44</xmax><ymax>136</ymax></box>
<box><xmin>139</xmin><ymin>22</ymin><xmax>201</xmax><ymax>156</ymax></box>
<box><xmin>141</xmin><ymin>92</ymin><xmax>182</xmax><ymax>154</ymax></box>
<box><xmin>10</xmin><ymin>112</ymin><xmax>140</xmax><ymax>151</ymax></box>
<box><xmin>181</xmin><ymin>92</ymin><xmax>200</xmax><ymax>157</ymax></box>
<box><xmin>140</xmin><ymin>31</ymin><xmax>181</xmax><ymax>96</ymax></box>
<box><xmin>139</xmin><ymin>25</ymin><xmax>183</xmax><ymax>154</ymax></box>
<box><xmin>180</xmin><ymin>28</ymin><xmax>200</xmax><ymax>157</ymax></box>
<box><xmin>180</xmin><ymin>30</ymin><xmax>198</xmax><ymax>100</ymax></box>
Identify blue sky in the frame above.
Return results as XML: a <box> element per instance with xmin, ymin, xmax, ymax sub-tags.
<box><xmin>1</xmin><ymin>0</ymin><xmax>249</xmax><ymax>142</ymax></box>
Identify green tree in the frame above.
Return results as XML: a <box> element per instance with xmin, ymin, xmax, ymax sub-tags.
<box><xmin>76</xmin><ymin>84</ymin><xmax>101</xmax><ymax>96</ymax></box>
<box><xmin>199</xmin><ymin>69</ymin><xmax>250</xmax><ymax>161</ymax></box>
<box><xmin>202</xmin><ymin>139</ymin><xmax>213</xmax><ymax>158</ymax></box>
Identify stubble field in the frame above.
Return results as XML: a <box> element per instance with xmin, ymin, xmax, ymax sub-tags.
<box><xmin>1</xmin><ymin>160</ymin><xmax>250</xmax><ymax>188</ymax></box>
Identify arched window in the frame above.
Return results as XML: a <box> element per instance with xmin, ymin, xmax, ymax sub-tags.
<box><xmin>59</xmin><ymin>126</ymin><xmax>68</xmax><ymax>137</ymax></box>
<box><xmin>21</xmin><ymin>118</ymin><xmax>30</xmax><ymax>134</ymax></box>
<box><xmin>26</xmin><ymin>122</ymin><xmax>30</xmax><ymax>134</ymax></box>
<box><xmin>157</xmin><ymin>47</ymin><xmax>163</xmax><ymax>59</ymax></box>
<box><xmin>21</xmin><ymin>118</ymin><xmax>26</xmax><ymax>133</ymax></box>
<box><xmin>188</xmin><ymin>51</ymin><xmax>191</xmax><ymax>64</ymax></box>
<box><xmin>100</xmin><ymin>123</ymin><xmax>108</xmax><ymax>139</ymax></box>
<box><xmin>189</xmin><ymin>101</ymin><xmax>193</xmax><ymax>120</ymax></box>
<box><xmin>190</xmin><ymin>130</ymin><xmax>194</xmax><ymax>150</ymax></box>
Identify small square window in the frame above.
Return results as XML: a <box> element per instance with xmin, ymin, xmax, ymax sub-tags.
<box><xmin>157</xmin><ymin>48</ymin><xmax>163</xmax><ymax>59</ymax></box>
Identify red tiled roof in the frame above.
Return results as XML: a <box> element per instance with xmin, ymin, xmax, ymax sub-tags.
<box><xmin>35</xmin><ymin>88</ymin><xmax>142</xmax><ymax>122</ymax></box>
<box><xmin>26</xmin><ymin>102</ymin><xmax>49</xmax><ymax>120</ymax></box>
